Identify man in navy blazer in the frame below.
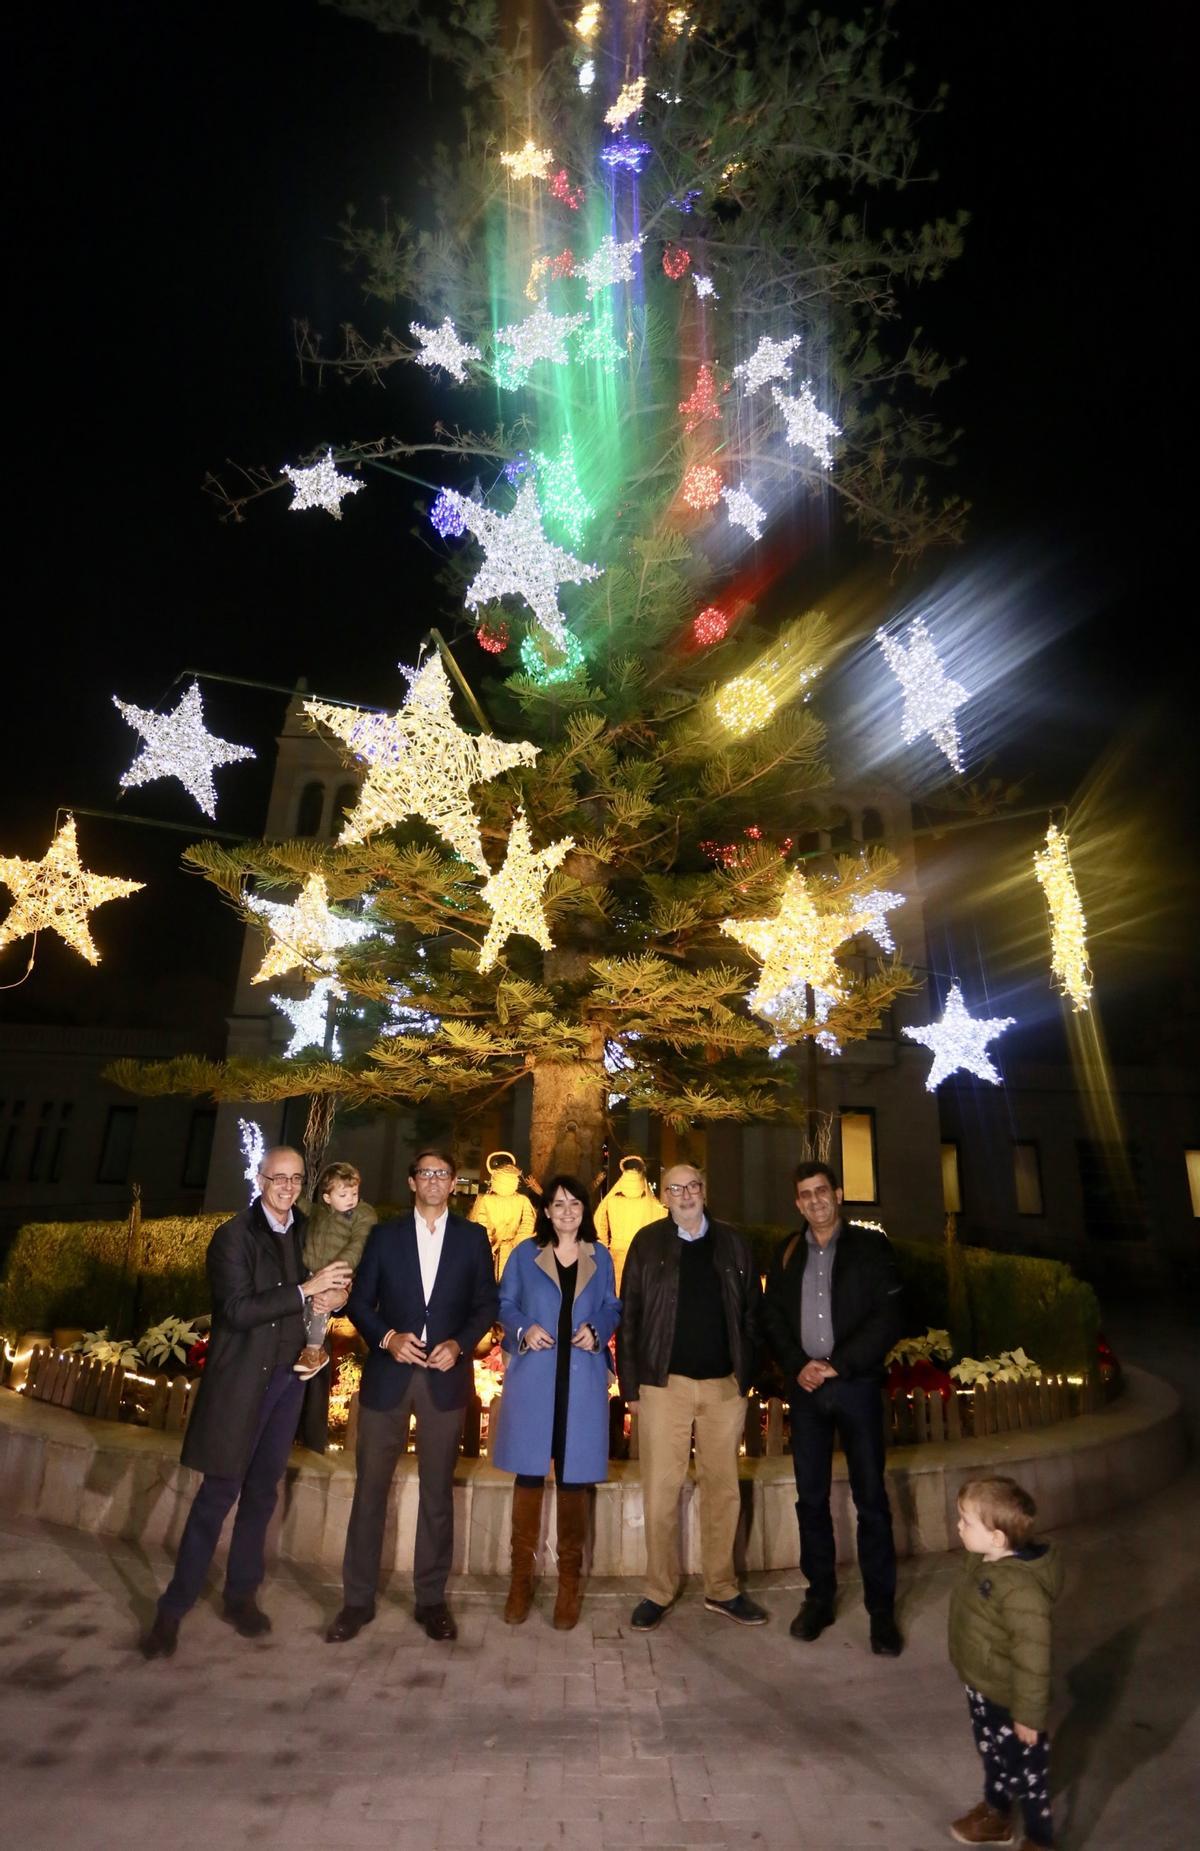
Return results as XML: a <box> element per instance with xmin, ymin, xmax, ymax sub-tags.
<box><xmin>326</xmin><ymin>1146</ymin><xmax>498</xmax><ymax>1643</ymax></box>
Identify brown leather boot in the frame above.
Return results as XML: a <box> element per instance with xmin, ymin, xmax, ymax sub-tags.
<box><xmin>503</xmin><ymin>1483</ymin><xmax>544</xmax><ymax>1624</ymax></box>
<box><xmin>553</xmin><ymin>1487</ymin><xmax>589</xmax><ymax>1631</ymax></box>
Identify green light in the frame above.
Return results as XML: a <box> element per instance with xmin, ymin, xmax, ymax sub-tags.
<box><xmin>534</xmin><ymin>432</ymin><xmax>594</xmax><ymax>546</ymax></box>
<box><xmin>520</xmin><ymin>629</ymin><xmax>587</xmax><ymax>685</ymax></box>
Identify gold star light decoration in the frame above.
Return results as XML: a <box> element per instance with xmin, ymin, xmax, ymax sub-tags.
<box><xmin>477</xmin><ymin>808</ymin><xmax>575</xmax><ymax>973</ymax></box>
<box><xmin>1033</xmin><ymin>823</ymin><xmax>1093</xmax><ymax>1011</ymax></box>
<box><xmin>0</xmin><ymin>815</ymin><xmax>144</xmax><ymax>965</ymax></box>
<box><xmin>304</xmin><ymin>655</ymin><xmax>539</xmax><ymax>873</ymax></box>
<box><xmin>246</xmin><ymin>872</ymin><xmax>375</xmax><ymax>985</ymax></box>
<box><xmin>721</xmin><ymin>868</ymin><xmax>870</xmax><ymax>1037</ymax></box>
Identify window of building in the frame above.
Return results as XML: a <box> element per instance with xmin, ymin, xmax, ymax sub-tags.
<box><xmin>941</xmin><ymin>1141</ymin><xmax>962</xmax><ymax>1214</ymax></box>
<box><xmin>27</xmin><ymin>1101</ymin><xmax>55</xmax><ymax>1182</ymax></box>
<box><xmin>1076</xmin><ymin>1139</ymin><xmax>1145</xmax><ymax>1240</ymax></box>
<box><xmin>295</xmin><ymin>781</ymin><xmax>325</xmax><ymax>837</ymax></box>
<box><xmin>48</xmin><ymin>1103</ymin><xmax>73</xmax><ymax>1184</ymax></box>
<box><xmin>1186</xmin><ymin>1150</ymin><xmax>1200</xmax><ymax>1218</ymax></box>
<box><xmin>331</xmin><ymin>782</ymin><xmax>358</xmax><ymax>836</ymax></box>
<box><xmin>0</xmin><ymin>1100</ymin><xmax>26</xmax><ymax>1182</ymax></box>
<box><xmin>96</xmin><ymin>1105</ymin><xmax>137</xmax><ymax>1185</ymax></box>
<box><xmin>861</xmin><ymin>807</ymin><xmax>886</xmax><ymax>843</ymax></box>
<box><xmin>839</xmin><ymin>1109</ymin><xmax>877</xmax><ymax>1202</ymax></box>
<box><xmin>1013</xmin><ymin>1141</ymin><xmax>1044</xmax><ymax>1216</ymax></box>
<box><xmin>181</xmin><ymin>1108</ymin><xmax>217</xmax><ymax>1189</ymax></box>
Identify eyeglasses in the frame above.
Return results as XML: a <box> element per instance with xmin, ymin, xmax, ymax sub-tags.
<box><xmin>664</xmin><ymin>1181</ymin><xmax>703</xmax><ymax>1196</ymax></box>
<box><xmin>414</xmin><ymin>1167</ymin><xmax>453</xmax><ymax>1180</ymax></box>
<box><xmin>262</xmin><ymin>1173</ymin><xmax>305</xmax><ymax>1187</ymax></box>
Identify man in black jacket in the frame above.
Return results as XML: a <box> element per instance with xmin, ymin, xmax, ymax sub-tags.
<box><xmin>762</xmin><ymin>1161</ymin><xmax>904</xmax><ymax>1656</ymax></box>
<box><xmin>617</xmin><ymin>1163</ymin><xmax>767</xmax><ymax>1632</ymax></box>
<box><xmin>140</xmin><ymin>1147</ymin><xmax>352</xmax><ymax>1658</ymax></box>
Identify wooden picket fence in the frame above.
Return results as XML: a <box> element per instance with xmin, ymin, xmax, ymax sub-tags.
<box><xmin>21</xmin><ymin>1346</ymin><xmax>198</xmax><ymax>1434</ymax></box>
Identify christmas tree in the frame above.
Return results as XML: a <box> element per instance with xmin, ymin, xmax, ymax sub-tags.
<box><xmin>115</xmin><ymin>2</ymin><xmax>967</xmax><ymax>1181</ymax></box>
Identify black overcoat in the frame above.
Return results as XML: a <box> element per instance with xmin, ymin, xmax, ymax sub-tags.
<box><xmin>180</xmin><ymin>1199</ymin><xmax>307</xmax><ymax>1479</ymax></box>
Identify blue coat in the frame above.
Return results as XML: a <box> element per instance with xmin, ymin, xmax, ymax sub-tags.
<box><xmin>348</xmin><ymin>1211</ymin><xmax>498</xmax><ymax>1414</ymax></box>
<box><xmin>490</xmin><ymin>1239</ymin><xmax>621</xmax><ymax>1483</ymax></box>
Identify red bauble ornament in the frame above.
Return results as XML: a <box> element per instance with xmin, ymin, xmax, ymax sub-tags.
<box><xmin>662</xmin><ymin>244</ymin><xmax>691</xmax><ymax>280</ymax></box>
<box><xmin>681</xmin><ymin>463</ymin><xmax>723</xmax><ymax>511</ymax></box>
<box><xmin>693</xmin><ymin>605</ymin><xmax>730</xmax><ymax>646</ymax></box>
<box><xmin>476</xmin><ymin>620</ymin><xmax>510</xmax><ymax>654</ymax></box>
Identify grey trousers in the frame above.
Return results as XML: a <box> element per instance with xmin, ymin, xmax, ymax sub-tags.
<box><xmin>342</xmin><ymin>1370</ymin><xmax>466</xmax><ymax>1609</ymax></box>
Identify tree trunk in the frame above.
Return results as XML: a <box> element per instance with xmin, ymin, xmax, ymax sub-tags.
<box><xmin>529</xmin><ymin>1049</ymin><xmax>607</xmax><ymax>1185</ymax></box>
<box><xmin>303</xmin><ymin>1095</ymin><xmax>338</xmax><ymax>1194</ymax></box>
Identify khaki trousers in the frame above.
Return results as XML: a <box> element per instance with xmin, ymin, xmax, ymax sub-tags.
<box><xmin>638</xmin><ymin>1372</ymin><xmax>746</xmax><ymax>1605</ymax></box>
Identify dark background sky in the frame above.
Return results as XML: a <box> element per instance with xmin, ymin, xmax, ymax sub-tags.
<box><xmin>6</xmin><ymin>1</ymin><xmax>1192</xmax><ymax>1060</ymax></box>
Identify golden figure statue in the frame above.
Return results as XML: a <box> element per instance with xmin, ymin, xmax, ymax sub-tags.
<box><xmin>468</xmin><ymin>1151</ymin><xmax>537</xmax><ymax>1276</ymax></box>
<box><xmin>593</xmin><ymin>1155</ymin><xmax>663</xmax><ymax>1287</ymax></box>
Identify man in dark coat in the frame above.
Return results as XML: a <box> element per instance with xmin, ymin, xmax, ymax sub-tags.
<box><xmin>325</xmin><ymin>1147</ymin><xmax>498</xmax><ymax>1645</ymax></box>
<box><xmin>140</xmin><ymin>1147</ymin><xmax>352</xmax><ymax>1658</ymax></box>
<box><xmin>762</xmin><ymin>1160</ymin><xmax>904</xmax><ymax>1657</ymax></box>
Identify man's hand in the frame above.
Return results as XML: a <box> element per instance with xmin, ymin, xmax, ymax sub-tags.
<box><xmin>797</xmin><ymin>1360</ymin><xmax>836</xmax><ymax>1393</ymax></box>
<box><xmin>425</xmin><ymin>1338</ymin><xmax>462</xmax><ymax>1372</ymax></box>
<box><xmin>1013</xmin><ymin>1721</ymin><xmax>1039</xmax><ymax>1747</ymax></box>
<box><xmin>307</xmin><ymin>1261</ymin><xmax>353</xmax><ymax>1298</ymax></box>
<box><xmin>385</xmin><ymin>1331</ymin><xmax>427</xmax><ymax>1366</ymax></box>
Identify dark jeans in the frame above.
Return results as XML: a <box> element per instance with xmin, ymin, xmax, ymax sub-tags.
<box><xmin>788</xmin><ymin>1374</ymin><xmax>896</xmax><ymax>1613</ymax></box>
<box><xmin>297</xmin><ymin>1366</ymin><xmax>331</xmax><ymax>1453</ymax></box>
<box><xmin>160</xmin><ymin>1364</ymin><xmax>304</xmax><ymax>1618</ymax></box>
<box><xmin>966</xmin><ymin>1685</ymin><xmax>1053</xmax><ymax>1848</ymax></box>
<box><xmin>342</xmin><ymin>1369</ymin><xmax>466</xmax><ymax>1610</ymax></box>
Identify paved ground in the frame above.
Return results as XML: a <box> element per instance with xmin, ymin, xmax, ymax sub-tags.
<box><xmin>1</xmin><ymin>1303</ymin><xmax>1196</xmax><ymax>1851</ymax></box>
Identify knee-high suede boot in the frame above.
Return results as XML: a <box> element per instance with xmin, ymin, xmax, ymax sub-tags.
<box><xmin>553</xmin><ymin>1487</ymin><xmax>589</xmax><ymax>1631</ymax></box>
<box><xmin>504</xmin><ymin>1483</ymin><xmax>544</xmax><ymax>1624</ymax></box>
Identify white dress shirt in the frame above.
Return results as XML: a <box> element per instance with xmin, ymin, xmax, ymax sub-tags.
<box><xmin>414</xmin><ymin>1207</ymin><xmax>449</xmax><ymax>1342</ymax></box>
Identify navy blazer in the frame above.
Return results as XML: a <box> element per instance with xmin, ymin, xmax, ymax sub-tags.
<box><xmin>348</xmin><ymin>1210</ymin><xmax>499</xmax><ymax>1412</ymax></box>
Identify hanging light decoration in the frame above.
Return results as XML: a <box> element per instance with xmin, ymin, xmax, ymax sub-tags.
<box><xmin>438</xmin><ymin>477</ymin><xmax>602</xmax><ymax>650</ymax></box>
<box><xmin>604</xmin><ymin>78</ymin><xmax>646</xmax><ymax>130</ymax></box>
<box><xmin>681</xmin><ymin>463</ymin><xmax>723</xmax><ymax>511</ymax></box>
<box><xmin>430</xmin><ymin>487</ymin><xmax>468</xmax><ymax>538</ymax></box>
<box><xmin>475</xmin><ymin>619</ymin><xmax>510</xmax><ymax>654</ymax></box>
<box><xmin>1033</xmin><ymin>823</ymin><xmax>1093</xmax><ymax>1011</ymax></box>
<box><xmin>902</xmin><ymin>982</ymin><xmax>1016</xmax><ymax>1090</ymax></box>
<box><xmin>693</xmin><ymin>605</ymin><xmax>730</xmax><ymax>646</ymax></box>
<box><xmin>112</xmin><ymin>680</ymin><xmax>254</xmax><ymax>819</ymax></box>
<box><xmin>720</xmin><ymin>483</ymin><xmax>767</xmax><ymax>541</ymax></box>
<box><xmin>715</xmin><ymin>674</ymin><xmax>776</xmax><ymax>734</ymax></box>
<box><xmin>678</xmin><ymin>363</ymin><xmax>724</xmax><ymax>434</ymax></box>
<box><xmin>599</xmin><ymin>138</ymin><xmax>652</xmax><ymax>174</ymax></box>
<box><xmin>519</xmin><ymin>629</ymin><xmax>587</xmax><ymax>686</ymax></box>
<box><xmin>500</xmin><ymin>140</ymin><xmax>555</xmax><ymax>181</ymax></box>
<box><xmin>477</xmin><ymin>808</ymin><xmax>575</xmax><ymax>973</ymax></box>
<box><xmin>246</xmin><ymin>873</ymin><xmax>375</xmax><ymax>985</ymax></box>
<box><xmin>773</xmin><ymin>381</ymin><xmax>841</xmax><ymax>469</ymax></box>
<box><xmin>733</xmin><ymin>333</ymin><xmax>803</xmax><ymax>396</ymax></box>
<box><xmin>877</xmin><ymin>616</ymin><xmax>970</xmax><ymax>773</ymax></box>
<box><xmin>280</xmin><ymin>449</ymin><xmax>363</xmax><ymax>520</ymax></box>
<box><xmin>662</xmin><ymin>244</ymin><xmax>691</xmax><ymax>280</ymax></box>
<box><xmin>271</xmin><ymin>978</ymin><xmax>345</xmax><ymax>1059</ymax></box>
<box><xmin>410</xmin><ymin>317</ymin><xmax>481</xmax><ymax>384</ymax></box>
<box><xmin>549</xmin><ymin>168</ymin><xmax>585</xmax><ymax>210</ymax></box>
<box><xmin>0</xmin><ymin>815</ymin><xmax>144</xmax><ymax>966</ymax></box>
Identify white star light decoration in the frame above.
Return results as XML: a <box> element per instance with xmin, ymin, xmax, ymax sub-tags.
<box><xmin>857</xmin><ymin>888</ymin><xmax>906</xmax><ymax>954</ymax></box>
<box><xmin>692</xmin><ymin>273</ymin><xmax>719</xmax><ymax>302</ymax></box>
<box><xmin>877</xmin><ymin>617</ymin><xmax>970</xmax><ymax>773</ymax></box>
<box><xmin>494</xmin><ymin>304</ymin><xmax>587</xmax><ymax>383</ymax></box>
<box><xmin>239</xmin><ymin>1118</ymin><xmax>266</xmax><ymax>1205</ymax></box>
<box><xmin>773</xmin><ymin>382</ymin><xmax>841</xmax><ymax>469</ymax></box>
<box><xmin>0</xmin><ymin>814</ymin><xmax>144</xmax><ymax>966</ymax></box>
<box><xmin>733</xmin><ymin>334</ymin><xmax>802</xmax><ymax>396</ymax></box>
<box><xmin>112</xmin><ymin>680</ymin><xmax>255</xmax><ymax>819</ymax></box>
<box><xmin>271</xmin><ymin>978</ymin><xmax>344</xmax><ymax>1059</ymax></box>
<box><xmin>721</xmin><ymin>483</ymin><xmax>767</xmax><ymax>542</ymax></box>
<box><xmin>305</xmin><ymin>655</ymin><xmax>537</xmax><ymax>870</ymax></box>
<box><xmin>477</xmin><ymin>807</ymin><xmax>575</xmax><ymax>973</ymax></box>
<box><xmin>246</xmin><ymin>873</ymin><xmax>375</xmax><ymax>984</ymax></box>
<box><xmin>604</xmin><ymin>77</ymin><xmax>646</xmax><ymax>129</ymax></box>
<box><xmin>410</xmin><ymin>316</ymin><xmax>481</xmax><ymax>385</ymax></box>
<box><xmin>440</xmin><ymin>478</ymin><xmax>602</xmax><ymax>650</ymax></box>
<box><xmin>902</xmin><ymin>982</ymin><xmax>1015</xmax><ymax>1091</ymax></box>
<box><xmin>500</xmin><ymin>140</ymin><xmax>554</xmax><ymax>180</ymax></box>
<box><xmin>280</xmin><ymin>449</ymin><xmax>363</xmax><ymax>520</ymax></box>
<box><xmin>573</xmin><ymin>234</ymin><xmax>643</xmax><ymax>299</ymax></box>
<box><xmin>1033</xmin><ymin>824</ymin><xmax>1093</xmax><ymax>1011</ymax></box>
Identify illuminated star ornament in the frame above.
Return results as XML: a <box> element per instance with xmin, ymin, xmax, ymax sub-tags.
<box><xmin>246</xmin><ymin>873</ymin><xmax>375</xmax><ymax>984</ymax></box>
<box><xmin>678</xmin><ymin>364</ymin><xmax>724</xmax><ymax>434</ymax></box>
<box><xmin>271</xmin><ymin>978</ymin><xmax>345</xmax><ymax>1059</ymax></box>
<box><xmin>1033</xmin><ymin>823</ymin><xmax>1093</xmax><ymax>1011</ymax></box>
<box><xmin>304</xmin><ymin>655</ymin><xmax>538</xmax><ymax>871</ymax></box>
<box><xmin>902</xmin><ymin>982</ymin><xmax>1015</xmax><ymax>1090</ymax></box>
<box><xmin>681</xmin><ymin>463</ymin><xmax>723</xmax><ymax>511</ymax></box>
<box><xmin>733</xmin><ymin>333</ymin><xmax>802</xmax><ymax>396</ymax></box>
<box><xmin>477</xmin><ymin>808</ymin><xmax>575</xmax><ymax>973</ymax></box>
<box><xmin>439</xmin><ymin>477</ymin><xmax>602</xmax><ymax>650</ymax></box>
<box><xmin>112</xmin><ymin>680</ymin><xmax>254</xmax><ymax>819</ymax></box>
<box><xmin>692</xmin><ymin>273</ymin><xmax>719</xmax><ymax>301</ymax></box>
<box><xmin>0</xmin><ymin>814</ymin><xmax>144</xmax><ymax>966</ymax></box>
<box><xmin>856</xmin><ymin>888</ymin><xmax>906</xmax><ymax>954</ymax></box>
<box><xmin>533</xmin><ymin>432</ymin><xmax>594</xmax><ymax>547</ymax></box>
<box><xmin>604</xmin><ymin>77</ymin><xmax>646</xmax><ymax>130</ymax></box>
<box><xmin>773</xmin><ymin>381</ymin><xmax>841</xmax><ymax>469</ymax></box>
<box><xmin>500</xmin><ymin>140</ymin><xmax>554</xmax><ymax>181</ymax></box>
<box><xmin>721</xmin><ymin>483</ymin><xmax>767</xmax><ymax>541</ymax></box>
<box><xmin>410</xmin><ymin>317</ymin><xmax>481</xmax><ymax>385</ymax></box>
<box><xmin>877</xmin><ymin>616</ymin><xmax>970</xmax><ymax>773</ymax></box>
<box><xmin>721</xmin><ymin>869</ymin><xmax>864</xmax><ymax>1033</ymax></box>
<box><xmin>494</xmin><ymin>304</ymin><xmax>587</xmax><ymax>386</ymax></box>
<box><xmin>599</xmin><ymin>138</ymin><xmax>651</xmax><ymax>174</ymax></box>
<box><xmin>573</xmin><ymin>234</ymin><xmax>643</xmax><ymax>299</ymax></box>
<box><xmin>281</xmin><ymin>449</ymin><xmax>363</xmax><ymax>520</ymax></box>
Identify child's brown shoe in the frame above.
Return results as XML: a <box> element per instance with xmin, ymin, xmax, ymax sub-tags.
<box><xmin>949</xmin><ymin>1802</ymin><xmax>1015</xmax><ymax>1844</ymax></box>
<box><xmin>294</xmin><ymin>1345</ymin><xmax>330</xmax><ymax>1379</ymax></box>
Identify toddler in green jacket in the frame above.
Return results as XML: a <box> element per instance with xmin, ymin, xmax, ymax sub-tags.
<box><xmin>295</xmin><ymin>1161</ymin><xmax>377</xmax><ymax>1409</ymax></box>
<box><xmin>947</xmin><ymin>1475</ymin><xmax>1063</xmax><ymax>1850</ymax></box>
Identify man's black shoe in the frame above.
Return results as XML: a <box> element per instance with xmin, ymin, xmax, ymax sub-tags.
<box><xmin>325</xmin><ymin>1604</ymin><xmax>375</xmax><ymax>1643</ymax></box>
<box><xmin>222</xmin><ymin>1597</ymin><xmax>272</xmax><ymax>1639</ymax></box>
<box><xmin>414</xmin><ymin>1602</ymin><xmax>457</xmax><ymax>1641</ymax></box>
<box><xmin>630</xmin><ymin>1598</ymin><xmax>668</xmax><ymax>1632</ymax></box>
<box><xmin>869</xmin><ymin>1611</ymin><xmax>904</xmax><ymax>1657</ymax></box>
<box><xmin>789</xmin><ymin>1598</ymin><xmax>835</xmax><ymax>1642</ymax></box>
<box><xmin>139</xmin><ymin>1611</ymin><xmax>180</xmax><ymax>1659</ymax></box>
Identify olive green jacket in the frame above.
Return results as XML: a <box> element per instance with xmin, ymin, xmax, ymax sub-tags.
<box><xmin>301</xmin><ymin>1199</ymin><xmax>378</xmax><ymax>1275</ymax></box>
<box><xmin>948</xmin><ymin>1541</ymin><xmax>1063</xmax><ymax>1731</ymax></box>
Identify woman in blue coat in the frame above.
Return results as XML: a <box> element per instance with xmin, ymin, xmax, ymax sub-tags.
<box><xmin>491</xmin><ymin>1173</ymin><xmax>621</xmax><ymax>1630</ymax></box>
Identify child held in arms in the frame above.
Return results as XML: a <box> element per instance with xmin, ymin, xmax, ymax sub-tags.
<box><xmin>296</xmin><ymin>1162</ymin><xmax>377</xmax><ymax>1452</ymax></box>
<box><xmin>947</xmin><ymin>1475</ymin><xmax>1063</xmax><ymax>1851</ymax></box>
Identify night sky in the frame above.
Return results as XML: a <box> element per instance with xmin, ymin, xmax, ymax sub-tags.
<box><xmin>7</xmin><ymin>2</ymin><xmax>1191</xmax><ymax>1060</ymax></box>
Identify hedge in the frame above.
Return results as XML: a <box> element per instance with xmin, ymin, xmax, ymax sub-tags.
<box><xmin>0</xmin><ymin>1214</ymin><xmax>221</xmax><ymax>1338</ymax></box>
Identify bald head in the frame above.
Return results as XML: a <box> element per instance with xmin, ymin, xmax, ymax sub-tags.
<box><xmin>662</xmin><ymin>1163</ymin><xmax>705</xmax><ymax>1232</ymax></box>
<box><xmin>258</xmin><ymin>1147</ymin><xmax>305</xmax><ymax>1220</ymax></box>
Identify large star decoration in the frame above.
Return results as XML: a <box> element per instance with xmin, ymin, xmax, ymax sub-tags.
<box><xmin>0</xmin><ymin>815</ymin><xmax>144</xmax><ymax>965</ymax></box>
<box><xmin>857</xmin><ymin>887</ymin><xmax>906</xmax><ymax>954</ymax></box>
<box><xmin>721</xmin><ymin>869</ymin><xmax>868</xmax><ymax>1032</ymax></box>
<box><xmin>280</xmin><ymin>449</ymin><xmax>364</xmax><ymax>520</ymax></box>
<box><xmin>113</xmin><ymin>680</ymin><xmax>255</xmax><ymax>819</ymax></box>
<box><xmin>721</xmin><ymin>483</ymin><xmax>767</xmax><ymax>542</ymax></box>
<box><xmin>410</xmin><ymin>316</ymin><xmax>481</xmax><ymax>385</ymax></box>
<box><xmin>442</xmin><ymin>478</ymin><xmax>602</xmax><ymax>650</ymax></box>
<box><xmin>494</xmin><ymin>305</ymin><xmax>586</xmax><ymax>384</ymax></box>
<box><xmin>304</xmin><ymin>655</ymin><xmax>538</xmax><ymax>871</ymax></box>
<box><xmin>902</xmin><ymin>981</ymin><xmax>1015</xmax><ymax>1090</ymax></box>
<box><xmin>477</xmin><ymin>808</ymin><xmax>575</xmax><ymax>973</ymax></box>
<box><xmin>877</xmin><ymin>616</ymin><xmax>970</xmax><ymax>773</ymax></box>
<box><xmin>246</xmin><ymin>873</ymin><xmax>375</xmax><ymax>985</ymax></box>
<box><xmin>733</xmin><ymin>333</ymin><xmax>802</xmax><ymax>396</ymax></box>
<box><xmin>773</xmin><ymin>381</ymin><xmax>841</xmax><ymax>469</ymax></box>
<box><xmin>573</xmin><ymin>234</ymin><xmax>643</xmax><ymax>299</ymax></box>
<box><xmin>271</xmin><ymin>978</ymin><xmax>345</xmax><ymax>1059</ymax></box>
